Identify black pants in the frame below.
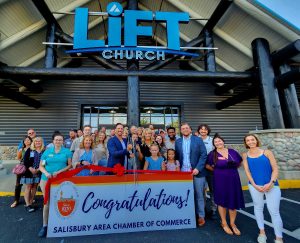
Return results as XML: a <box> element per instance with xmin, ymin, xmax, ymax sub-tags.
<box><xmin>14</xmin><ymin>174</ymin><xmax>23</xmax><ymax>202</ymax></box>
<box><xmin>206</xmin><ymin>171</ymin><xmax>216</xmax><ymax>211</ymax></box>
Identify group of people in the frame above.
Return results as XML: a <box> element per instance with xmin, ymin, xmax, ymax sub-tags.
<box><xmin>10</xmin><ymin>123</ymin><xmax>283</xmax><ymax>242</ymax></box>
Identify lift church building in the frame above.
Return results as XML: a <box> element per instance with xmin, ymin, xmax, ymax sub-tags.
<box><xmin>0</xmin><ymin>0</ymin><xmax>299</xmax><ymax>145</ymax></box>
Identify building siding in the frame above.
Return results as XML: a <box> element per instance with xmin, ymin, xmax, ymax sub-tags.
<box><xmin>0</xmin><ymin>77</ymin><xmax>265</xmax><ymax>145</ymax></box>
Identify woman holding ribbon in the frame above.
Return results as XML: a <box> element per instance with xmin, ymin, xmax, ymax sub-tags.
<box><xmin>38</xmin><ymin>133</ymin><xmax>72</xmax><ymax>238</ymax></box>
<box><xmin>72</xmin><ymin>135</ymin><xmax>98</xmax><ymax>176</ymax></box>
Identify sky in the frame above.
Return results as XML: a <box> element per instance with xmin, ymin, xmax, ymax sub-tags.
<box><xmin>254</xmin><ymin>0</ymin><xmax>300</xmax><ymax>31</ymax></box>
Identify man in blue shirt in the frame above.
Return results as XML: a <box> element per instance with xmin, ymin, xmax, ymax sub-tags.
<box><xmin>175</xmin><ymin>123</ymin><xmax>207</xmax><ymax>226</ymax></box>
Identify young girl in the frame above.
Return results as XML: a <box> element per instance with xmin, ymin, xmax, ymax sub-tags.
<box><xmin>162</xmin><ymin>149</ymin><xmax>180</xmax><ymax>171</ymax></box>
<box><xmin>143</xmin><ymin>144</ymin><xmax>164</xmax><ymax>170</ymax></box>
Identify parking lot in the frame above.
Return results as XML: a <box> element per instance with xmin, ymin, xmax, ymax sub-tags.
<box><xmin>0</xmin><ymin>187</ymin><xmax>299</xmax><ymax>243</ymax></box>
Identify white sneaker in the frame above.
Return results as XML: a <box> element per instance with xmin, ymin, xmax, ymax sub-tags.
<box><xmin>257</xmin><ymin>234</ymin><xmax>267</xmax><ymax>243</ymax></box>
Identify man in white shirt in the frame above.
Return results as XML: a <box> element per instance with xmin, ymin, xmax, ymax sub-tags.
<box><xmin>70</xmin><ymin>125</ymin><xmax>92</xmax><ymax>152</ymax></box>
<box><xmin>198</xmin><ymin>124</ymin><xmax>216</xmax><ymax>219</ymax></box>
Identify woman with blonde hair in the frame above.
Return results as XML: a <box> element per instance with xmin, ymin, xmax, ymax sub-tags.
<box><xmin>243</xmin><ymin>134</ymin><xmax>283</xmax><ymax>243</ymax></box>
<box><xmin>136</xmin><ymin>128</ymin><xmax>154</xmax><ymax>169</ymax></box>
<box><xmin>20</xmin><ymin>137</ymin><xmax>45</xmax><ymax>212</ymax></box>
<box><xmin>94</xmin><ymin>132</ymin><xmax>108</xmax><ymax>174</ymax></box>
<box><xmin>72</xmin><ymin>135</ymin><xmax>98</xmax><ymax>176</ymax></box>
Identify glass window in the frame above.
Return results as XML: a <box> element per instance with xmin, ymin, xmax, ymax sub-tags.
<box><xmin>82</xmin><ymin>105</ymin><xmax>180</xmax><ymax>132</ymax></box>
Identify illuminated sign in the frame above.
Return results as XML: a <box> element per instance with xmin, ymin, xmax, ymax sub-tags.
<box><xmin>66</xmin><ymin>2</ymin><xmax>199</xmax><ymax>61</ymax></box>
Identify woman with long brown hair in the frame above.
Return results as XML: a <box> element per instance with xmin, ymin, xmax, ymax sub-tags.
<box><xmin>206</xmin><ymin>134</ymin><xmax>244</xmax><ymax>236</ymax></box>
<box><xmin>243</xmin><ymin>134</ymin><xmax>283</xmax><ymax>243</ymax></box>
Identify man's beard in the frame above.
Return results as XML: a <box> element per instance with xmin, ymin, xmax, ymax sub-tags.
<box><xmin>169</xmin><ymin>136</ymin><xmax>176</xmax><ymax>141</ymax></box>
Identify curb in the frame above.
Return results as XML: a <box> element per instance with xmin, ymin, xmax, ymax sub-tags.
<box><xmin>242</xmin><ymin>179</ymin><xmax>300</xmax><ymax>190</ymax></box>
<box><xmin>0</xmin><ymin>180</ymin><xmax>299</xmax><ymax>196</ymax></box>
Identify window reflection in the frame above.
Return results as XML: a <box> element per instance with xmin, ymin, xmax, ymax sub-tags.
<box><xmin>82</xmin><ymin>105</ymin><xmax>180</xmax><ymax>131</ymax></box>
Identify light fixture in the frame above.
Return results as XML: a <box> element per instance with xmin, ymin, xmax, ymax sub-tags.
<box><xmin>146</xmin><ymin>109</ymin><xmax>153</xmax><ymax>114</ymax></box>
<box><xmin>109</xmin><ymin>109</ymin><xmax>116</xmax><ymax>114</ymax></box>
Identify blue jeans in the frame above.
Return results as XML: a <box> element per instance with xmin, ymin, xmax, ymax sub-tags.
<box><xmin>193</xmin><ymin>176</ymin><xmax>206</xmax><ymax>218</ymax></box>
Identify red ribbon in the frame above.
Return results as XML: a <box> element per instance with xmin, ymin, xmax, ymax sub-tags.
<box><xmin>43</xmin><ymin>164</ymin><xmax>191</xmax><ymax>205</ymax></box>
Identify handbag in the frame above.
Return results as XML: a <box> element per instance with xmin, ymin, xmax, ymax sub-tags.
<box><xmin>12</xmin><ymin>163</ymin><xmax>26</xmax><ymax>175</ymax></box>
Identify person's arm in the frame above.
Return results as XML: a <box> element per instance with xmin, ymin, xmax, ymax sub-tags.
<box><xmin>92</xmin><ymin>150</ymin><xmax>98</xmax><ymax>166</ymax></box>
<box><xmin>17</xmin><ymin>149</ymin><xmax>23</xmax><ymax>161</ymax></box>
<box><xmin>107</xmin><ymin>139</ymin><xmax>130</xmax><ymax>159</ymax></box>
<box><xmin>175</xmin><ymin>161</ymin><xmax>180</xmax><ymax>172</ymax></box>
<box><xmin>205</xmin><ymin>151</ymin><xmax>214</xmax><ymax>171</ymax></box>
<box><xmin>39</xmin><ymin>152</ymin><xmax>52</xmax><ymax>179</ymax></box>
<box><xmin>143</xmin><ymin>160</ymin><xmax>149</xmax><ymax>170</ymax></box>
<box><xmin>242</xmin><ymin>153</ymin><xmax>263</xmax><ymax>192</ymax></box>
<box><xmin>70</xmin><ymin>138</ymin><xmax>78</xmax><ymax>152</ymax></box>
<box><xmin>161</xmin><ymin>161</ymin><xmax>166</xmax><ymax>171</ymax></box>
<box><xmin>263</xmin><ymin>150</ymin><xmax>279</xmax><ymax>192</ymax></box>
<box><xmin>228</xmin><ymin>149</ymin><xmax>243</xmax><ymax>167</ymax></box>
<box><xmin>53</xmin><ymin>154</ymin><xmax>72</xmax><ymax>177</ymax></box>
<box><xmin>72</xmin><ymin>149</ymin><xmax>81</xmax><ymax>168</ymax></box>
<box><xmin>136</xmin><ymin>144</ymin><xmax>144</xmax><ymax>161</ymax></box>
<box><xmin>194</xmin><ymin>138</ymin><xmax>208</xmax><ymax>175</ymax></box>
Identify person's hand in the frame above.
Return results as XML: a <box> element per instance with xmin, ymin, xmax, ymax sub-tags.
<box><xmin>31</xmin><ymin>168</ymin><xmax>38</xmax><ymax>175</ymax></box>
<box><xmin>127</xmin><ymin>144</ymin><xmax>133</xmax><ymax>151</ymax></box>
<box><xmin>29</xmin><ymin>167</ymin><xmax>35</xmax><ymax>174</ymax></box>
<box><xmin>162</xmin><ymin>162</ymin><xmax>166</xmax><ymax>171</ymax></box>
<box><xmin>90</xmin><ymin>169</ymin><xmax>94</xmax><ymax>174</ymax></box>
<box><xmin>136</xmin><ymin>144</ymin><xmax>141</xmax><ymax>152</ymax></box>
<box><xmin>82</xmin><ymin>160</ymin><xmax>90</xmax><ymax>166</ymax></box>
<box><xmin>129</xmin><ymin>153</ymin><xmax>134</xmax><ymax>158</ymax></box>
<box><xmin>262</xmin><ymin>182</ymin><xmax>273</xmax><ymax>192</ymax></box>
<box><xmin>52</xmin><ymin>171</ymin><xmax>60</xmax><ymax>178</ymax></box>
<box><xmin>253</xmin><ymin>183</ymin><xmax>264</xmax><ymax>192</ymax></box>
<box><xmin>45</xmin><ymin>172</ymin><xmax>52</xmax><ymax>179</ymax></box>
<box><xmin>192</xmin><ymin>168</ymin><xmax>199</xmax><ymax>175</ymax></box>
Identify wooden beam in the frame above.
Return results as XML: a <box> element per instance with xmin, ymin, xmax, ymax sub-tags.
<box><xmin>277</xmin><ymin>64</ymin><xmax>300</xmax><ymax>128</ymax></box>
<box><xmin>0</xmin><ymin>83</ymin><xmax>41</xmax><ymax>108</ymax></box>
<box><xmin>32</xmin><ymin>0</ymin><xmax>62</xmax><ymax>31</ymax></box>
<box><xmin>252</xmin><ymin>38</ymin><xmax>284</xmax><ymax>129</ymax></box>
<box><xmin>127</xmin><ymin>0</ymin><xmax>140</xmax><ymax>127</ymax></box>
<box><xmin>216</xmin><ymin>86</ymin><xmax>258</xmax><ymax>110</ymax></box>
<box><xmin>272</xmin><ymin>39</ymin><xmax>300</xmax><ymax>67</ymax></box>
<box><xmin>0</xmin><ymin>63</ymin><xmax>43</xmax><ymax>93</ymax></box>
<box><xmin>276</xmin><ymin>67</ymin><xmax>300</xmax><ymax>89</ymax></box>
<box><xmin>0</xmin><ymin>66</ymin><xmax>254</xmax><ymax>82</ymax></box>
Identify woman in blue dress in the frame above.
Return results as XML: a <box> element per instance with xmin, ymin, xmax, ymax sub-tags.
<box><xmin>206</xmin><ymin>134</ymin><xmax>245</xmax><ymax>236</ymax></box>
<box><xmin>72</xmin><ymin>135</ymin><xmax>98</xmax><ymax>176</ymax></box>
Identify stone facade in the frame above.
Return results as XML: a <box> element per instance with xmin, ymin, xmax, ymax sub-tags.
<box><xmin>0</xmin><ymin>146</ymin><xmax>17</xmax><ymax>160</ymax></box>
<box><xmin>249</xmin><ymin>129</ymin><xmax>300</xmax><ymax>179</ymax></box>
<box><xmin>1</xmin><ymin>130</ymin><xmax>299</xmax><ymax>180</ymax></box>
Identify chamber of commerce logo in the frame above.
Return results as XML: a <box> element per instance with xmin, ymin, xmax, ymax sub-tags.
<box><xmin>66</xmin><ymin>2</ymin><xmax>199</xmax><ymax>61</ymax></box>
<box><xmin>55</xmin><ymin>181</ymin><xmax>79</xmax><ymax>218</ymax></box>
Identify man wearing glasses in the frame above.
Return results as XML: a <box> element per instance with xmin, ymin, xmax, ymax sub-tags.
<box><xmin>17</xmin><ymin>129</ymin><xmax>45</xmax><ymax>150</ymax></box>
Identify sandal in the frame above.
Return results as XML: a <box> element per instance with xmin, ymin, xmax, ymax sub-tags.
<box><xmin>230</xmin><ymin>224</ymin><xmax>241</xmax><ymax>236</ymax></box>
<box><xmin>221</xmin><ymin>222</ymin><xmax>233</xmax><ymax>235</ymax></box>
<box><xmin>10</xmin><ymin>201</ymin><xmax>19</xmax><ymax>208</ymax></box>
